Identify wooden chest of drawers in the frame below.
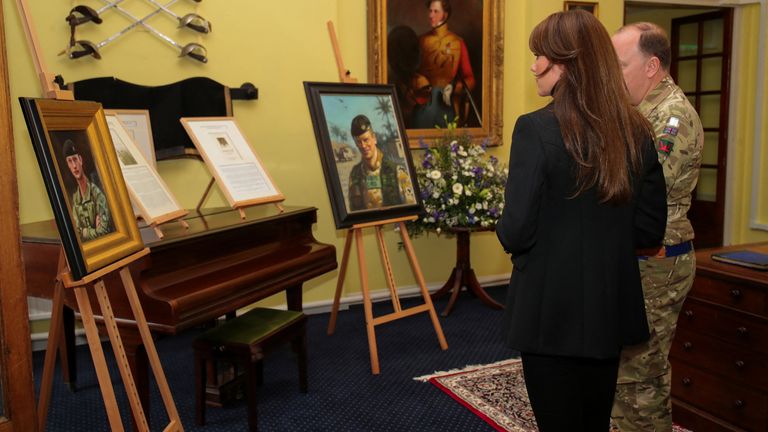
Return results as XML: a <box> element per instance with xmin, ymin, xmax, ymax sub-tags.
<box><xmin>671</xmin><ymin>243</ymin><xmax>768</xmax><ymax>431</ymax></box>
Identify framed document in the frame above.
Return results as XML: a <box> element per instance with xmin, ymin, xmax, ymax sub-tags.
<box><xmin>180</xmin><ymin>117</ymin><xmax>284</xmax><ymax>208</ymax></box>
<box><xmin>105</xmin><ymin>109</ymin><xmax>156</xmax><ymax>167</ymax></box>
<box><xmin>19</xmin><ymin>98</ymin><xmax>144</xmax><ymax>280</ymax></box>
<box><xmin>104</xmin><ymin>113</ymin><xmax>188</xmax><ymax>225</ymax></box>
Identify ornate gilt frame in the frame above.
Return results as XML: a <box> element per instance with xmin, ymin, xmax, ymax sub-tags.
<box><xmin>367</xmin><ymin>0</ymin><xmax>505</xmax><ymax>147</ymax></box>
<box><xmin>19</xmin><ymin>98</ymin><xmax>144</xmax><ymax>280</ymax></box>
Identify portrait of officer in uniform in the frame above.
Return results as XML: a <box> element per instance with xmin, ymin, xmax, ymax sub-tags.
<box><xmin>347</xmin><ymin>115</ymin><xmax>415</xmax><ymax>211</ymax></box>
<box><xmin>60</xmin><ymin>138</ymin><xmax>115</xmax><ymax>242</ymax></box>
<box><xmin>384</xmin><ymin>0</ymin><xmax>483</xmax><ymax>129</ymax></box>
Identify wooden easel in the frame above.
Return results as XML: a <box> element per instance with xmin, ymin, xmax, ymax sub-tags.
<box><xmin>327</xmin><ymin>218</ymin><xmax>448</xmax><ymax>374</ymax></box>
<box><xmin>16</xmin><ymin>2</ymin><xmax>182</xmax><ymax>429</ymax></box>
<box><xmin>37</xmin><ymin>249</ymin><xmax>183</xmax><ymax>431</ymax></box>
<box><xmin>195</xmin><ymin>177</ymin><xmax>285</xmax><ymax>219</ymax></box>
<box><xmin>324</xmin><ymin>22</ymin><xmax>447</xmax><ymax>374</ymax></box>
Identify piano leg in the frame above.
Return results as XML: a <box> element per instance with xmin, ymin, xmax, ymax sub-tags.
<box><xmin>59</xmin><ymin>306</ymin><xmax>77</xmax><ymax>391</ymax></box>
<box><xmin>286</xmin><ymin>284</ymin><xmax>304</xmax><ymax>311</ymax></box>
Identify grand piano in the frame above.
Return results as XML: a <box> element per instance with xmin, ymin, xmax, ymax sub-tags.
<box><xmin>22</xmin><ymin>204</ymin><xmax>337</xmax><ymax>420</ymax></box>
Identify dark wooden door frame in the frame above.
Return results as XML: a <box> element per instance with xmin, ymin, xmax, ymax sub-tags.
<box><xmin>671</xmin><ymin>8</ymin><xmax>733</xmax><ymax>248</ymax></box>
<box><xmin>0</xmin><ymin>1</ymin><xmax>39</xmax><ymax>431</ymax></box>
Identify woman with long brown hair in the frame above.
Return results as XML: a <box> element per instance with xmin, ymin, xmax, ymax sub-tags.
<box><xmin>495</xmin><ymin>10</ymin><xmax>667</xmax><ymax>431</ymax></box>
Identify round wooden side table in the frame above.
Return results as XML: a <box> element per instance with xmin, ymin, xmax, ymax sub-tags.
<box><xmin>430</xmin><ymin>226</ymin><xmax>504</xmax><ymax>316</ymax></box>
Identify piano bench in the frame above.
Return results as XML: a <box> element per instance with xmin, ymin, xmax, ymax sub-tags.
<box><xmin>193</xmin><ymin>307</ymin><xmax>308</xmax><ymax>431</ymax></box>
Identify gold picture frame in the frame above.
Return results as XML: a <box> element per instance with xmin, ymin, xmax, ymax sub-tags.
<box><xmin>367</xmin><ymin>0</ymin><xmax>504</xmax><ymax>147</ymax></box>
<box><xmin>19</xmin><ymin>98</ymin><xmax>144</xmax><ymax>280</ymax></box>
<box><xmin>564</xmin><ymin>1</ymin><xmax>598</xmax><ymax>16</ymax></box>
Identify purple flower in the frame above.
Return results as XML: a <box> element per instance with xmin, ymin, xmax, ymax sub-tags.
<box><xmin>450</xmin><ymin>141</ymin><xmax>459</xmax><ymax>153</ymax></box>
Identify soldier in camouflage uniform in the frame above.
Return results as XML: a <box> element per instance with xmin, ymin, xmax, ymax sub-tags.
<box><xmin>63</xmin><ymin>139</ymin><xmax>113</xmax><ymax>242</ymax></box>
<box><xmin>611</xmin><ymin>23</ymin><xmax>704</xmax><ymax>431</ymax></box>
<box><xmin>348</xmin><ymin>115</ymin><xmax>411</xmax><ymax>210</ymax></box>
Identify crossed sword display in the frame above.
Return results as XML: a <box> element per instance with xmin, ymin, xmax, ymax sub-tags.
<box><xmin>64</xmin><ymin>0</ymin><xmax>211</xmax><ymax>62</ymax></box>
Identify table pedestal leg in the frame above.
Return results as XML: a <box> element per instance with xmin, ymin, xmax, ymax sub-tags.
<box><xmin>431</xmin><ymin>230</ymin><xmax>504</xmax><ymax>316</ymax></box>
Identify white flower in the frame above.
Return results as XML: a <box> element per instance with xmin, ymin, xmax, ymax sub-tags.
<box><xmin>465</xmin><ymin>189</ymin><xmax>472</xmax><ymax>196</ymax></box>
<box><xmin>429</xmin><ymin>170</ymin><xmax>442</xmax><ymax>180</ymax></box>
<box><xmin>452</xmin><ymin>183</ymin><xmax>463</xmax><ymax>195</ymax></box>
<box><xmin>432</xmin><ymin>191</ymin><xmax>440</xmax><ymax>199</ymax></box>
<box><xmin>436</xmin><ymin>227</ymin><xmax>442</xmax><ymax>234</ymax></box>
<box><xmin>469</xmin><ymin>207</ymin><xmax>476</xmax><ymax>214</ymax></box>
<box><xmin>475</xmin><ymin>203</ymin><xmax>483</xmax><ymax>210</ymax></box>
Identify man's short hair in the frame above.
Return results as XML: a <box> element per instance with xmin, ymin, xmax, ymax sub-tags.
<box><xmin>617</xmin><ymin>22</ymin><xmax>671</xmax><ymax>71</ymax></box>
<box><xmin>351</xmin><ymin>115</ymin><xmax>373</xmax><ymax>138</ymax></box>
<box><xmin>63</xmin><ymin>139</ymin><xmax>79</xmax><ymax>157</ymax></box>
<box><xmin>425</xmin><ymin>0</ymin><xmax>451</xmax><ymax>21</ymax></box>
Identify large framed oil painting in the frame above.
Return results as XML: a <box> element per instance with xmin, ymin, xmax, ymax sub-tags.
<box><xmin>368</xmin><ymin>0</ymin><xmax>504</xmax><ymax>147</ymax></box>
<box><xmin>304</xmin><ymin>82</ymin><xmax>422</xmax><ymax>229</ymax></box>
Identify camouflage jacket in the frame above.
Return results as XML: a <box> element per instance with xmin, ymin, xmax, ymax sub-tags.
<box><xmin>72</xmin><ymin>179</ymin><xmax>112</xmax><ymax>242</ymax></box>
<box><xmin>637</xmin><ymin>76</ymin><xmax>703</xmax><ymax>245</ymax></box>
<box><xmin>348</xmin><ymin>152</ymin><xmax>404</xmax><ymax>211</ymax></box>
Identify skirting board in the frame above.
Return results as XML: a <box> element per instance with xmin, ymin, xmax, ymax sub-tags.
<box><xmin>29</xmin><ymin>273</ymin><xmax>512</xmax><ymax>351</ymax></box>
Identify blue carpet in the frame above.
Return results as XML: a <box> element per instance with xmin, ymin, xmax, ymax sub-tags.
<box><xmin>34</xmin><ymin>285</ymin><xmax>516</xmax><ymax>431</ymax></box>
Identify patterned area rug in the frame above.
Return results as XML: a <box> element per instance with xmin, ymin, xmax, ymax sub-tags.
<box><xmin>414</xmin><ymin>359</ymin><xmax>692</xmax><ymax>432</ymax></box>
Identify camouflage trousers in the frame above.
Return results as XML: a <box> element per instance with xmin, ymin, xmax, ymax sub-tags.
<box><xmin>611</xmin><ymin>250</ymin><xmax>695</xmax><ymax>431</ymax></box>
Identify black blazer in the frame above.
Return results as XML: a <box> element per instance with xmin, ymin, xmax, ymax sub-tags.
<box><xmin>496</xmin><ymin>106</ymin><xmax>666</xmax><ymax>359</ymax></box>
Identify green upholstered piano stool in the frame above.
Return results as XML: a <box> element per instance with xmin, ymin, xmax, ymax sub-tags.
<box><xmin>193</xmin><ymin>307</ymin><xmax>308</xmax><ymax>431</ymax></box>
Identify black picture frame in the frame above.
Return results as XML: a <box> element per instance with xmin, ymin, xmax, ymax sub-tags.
<box><xmin>304</xmin><ymin>82</ymin><xmax>423</xmax><ymax>229</ymax></box>
<box><xmin>19</xmin><ymin>98</ymin><xmax>144</xmax><ymax>280</ymax></box>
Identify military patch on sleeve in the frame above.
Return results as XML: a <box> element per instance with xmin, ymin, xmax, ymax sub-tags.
<box><xmin>657</xmin><ymin>116</ymin><xmax>680</xmax><ymax>156</ymax></box>
<box><xmin>658</xmin><ymin>137</ymin><xmax>675</xmax><ymax>155</ymax></box>
<box><xmin>664</xmin><ymin>116</ymin><xmax>680</xmax><ymax>136</ymax></box>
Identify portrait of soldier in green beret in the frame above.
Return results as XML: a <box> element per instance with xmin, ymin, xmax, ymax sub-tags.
<box><xmin>60</xmin><ymin>138</ymin><xmax>115</xmax><ymax>242</ymax></box>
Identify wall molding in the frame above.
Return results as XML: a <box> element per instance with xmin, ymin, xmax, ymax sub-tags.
<box><xmin>749</xmin><ymin>0</ymin><xmax>768</xmax><ymax>231</ymax></box>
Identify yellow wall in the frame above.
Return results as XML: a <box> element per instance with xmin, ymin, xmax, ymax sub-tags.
<box><xmin>8</xmin><ymin>1</ymin><xmax>763</xmax><ymax>309</ymax></box>
<box><xmin>728</xmin><ymin>4</ymin><xmax>768</xmax><ymax>243</ymax></box>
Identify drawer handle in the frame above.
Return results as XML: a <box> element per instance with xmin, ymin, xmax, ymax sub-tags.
<box><xmin>737</xmin><ymin>326</ymin><xmax>749</xmax><ymax>336</ymax></box>
<box><xmin>734</xmin><ymin>399</ymin><xmax>745</xmax><ymax>409</ymax></box>
<box><xmin>730</xmin><ymin>288</ymin><xmax>742</xmax><ymax>298</ymax></box>
<box><xmin>682</xmin><ymin>342</ymin><xmax>693</xmax><ymax>350</ymax></box>
<box><xmin>682</xmin><ymin>377</ymin><xmax>692</xmax><ymax>386</ymax></box>
<box><xmin>735</xmin><ymin>360</ymin><xmax>745</xmax><ymax>369</ymax></box>
<box><xmin>684</xmin><ymin>309</ymin><xmax>694</xmax><ymax>318</ymax></box>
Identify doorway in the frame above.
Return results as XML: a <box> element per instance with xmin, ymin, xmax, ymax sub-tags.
<box><xmin>625</xmin><ymin>3</ymin><xmax>733</xmax><ymax>248</ymax></box>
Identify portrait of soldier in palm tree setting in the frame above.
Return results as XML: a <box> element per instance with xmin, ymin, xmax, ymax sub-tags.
<box><xmin>319</xmin><ymin>94</ymin><xmax>417</xmax><ymax>213</ymax></box>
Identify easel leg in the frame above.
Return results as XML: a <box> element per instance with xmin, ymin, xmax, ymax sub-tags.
<box><xmin>399</xmin><ymin>223</ymin><xmax>448</xmax><ymax>350</ymax></box>
<box><xmin>355</xmin><ymin>229</ymin><xmax>380</xmax><ymax>374</ymax></box>
<box><xmin>328</xmin><ymin>229</ymin><xmax>353</xmax><ymax>335</ymax></box>
<box><xmin>37</xmin><ymin>281</ymin><xmax>65</xmax><ymax>431</ymax></box>
<box><xmin>73</xmin><ymin>286</ymin><xmax>126</xmax><ymax>432</ymax></box>
<box><xmin>93</xmin><ymin>280</ymin><xmax>150</xmax><ymax>431</ymax></box>
<box><xmin>119</xmin><ymin>267</ymin><xmax>184</xmax><ymax>430</ymax></box>
<box><xmin>375</xmin><ymin>226</ymin><xmax>402</xmax><ymax>312</ymax></box>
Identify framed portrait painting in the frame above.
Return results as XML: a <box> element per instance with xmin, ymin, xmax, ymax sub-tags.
<box><xmin>304</xmin><ymin>82</ymin><xmax>422</xmax><ymax>229</ymax></box>
<box><xmin>19</xmin><ymin>98</ymin><xmax>144</xmax><ymax>281</ymax></box>
<box><xmin>368</xmin><ymin>0</ymin><xmax>504</xmax><ymax>147</ymax></box>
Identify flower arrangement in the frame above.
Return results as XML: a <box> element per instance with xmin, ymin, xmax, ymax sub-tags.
<box><xmin>409</xmin><ymin>122</ymin><xmax>508</xmax><ymax>237</ymax></box>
